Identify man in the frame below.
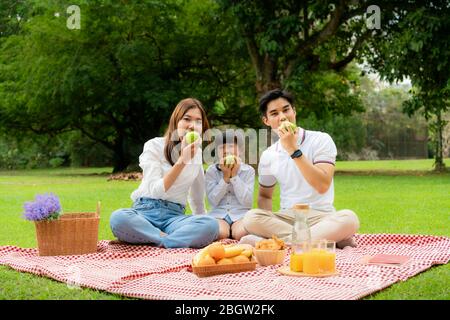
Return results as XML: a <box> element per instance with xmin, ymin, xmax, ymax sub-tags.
<box><xmin>241</xmin><ymin>89</ymin><xmax>359</xmax><ymax>248</ymax></box>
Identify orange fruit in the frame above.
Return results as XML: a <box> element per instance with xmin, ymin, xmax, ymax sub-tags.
<box><xmin>197</xmin><ymin>254</ymin><xmax>216</xmax><ymax>266</ymax></box>
<box><xmin>231</xmin><ymin>255</ymin><xmax>249</xmax><ymax>263</ymax></box>
<box><xmin>217</xmin><ymin>258</ymin><xmax>233</xmax><ymax>265</ymax></box>
<box><xmin>207</xmin><ymin>243</ymin><xmax>225</xmax><ymax>261</ymax></box>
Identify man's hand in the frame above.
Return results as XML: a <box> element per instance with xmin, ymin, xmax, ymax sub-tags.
<box><xmin>278</xmin><ymin>126</ymin><xmax>299</xmax><ymax>155</ymax></box>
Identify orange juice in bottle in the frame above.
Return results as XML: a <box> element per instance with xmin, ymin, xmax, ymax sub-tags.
<box><xmin>290</xmin><ymin>204</ymin><xmax>311</xmax><ymax>273</ymax></box>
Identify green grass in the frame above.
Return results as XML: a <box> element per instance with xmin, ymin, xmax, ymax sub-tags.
<box><xmin>0</xmin><ymin>160</ymin><xmax>449</xmax><ymax>300</ymax></box>
<box><xmin>335</xmin><ymin>158</ymin><xmax>450</xmax><ymax>172</ymax></box>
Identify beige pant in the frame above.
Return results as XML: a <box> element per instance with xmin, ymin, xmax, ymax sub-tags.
<box><xmin>242</xmin><ymin>208</ymin><xmax>360</xmax><ymax>243</ymax></box>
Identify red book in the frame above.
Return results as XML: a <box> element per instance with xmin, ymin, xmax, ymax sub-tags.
<box><xmin>368</xmin><ymin>254</ymin><xmax>410</xmax><ymax>265</ymax></box>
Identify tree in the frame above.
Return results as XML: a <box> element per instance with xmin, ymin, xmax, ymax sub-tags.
<box><xmin>0</xmin><ymin>0</ymin><xmax>254</xmax><ymax>172</ymax></box>
<box><xmin>0</xmin><ymin>0</ymin><xmax>30</xmax><ymax>38</ymax></box>
<box><xmin>214</xmin><ymin>1</ymin><xmax>433</xmax><ymax>120</ymax></box>
<box><xmin>365</xmin><ymin>2</ymin><xmax>450</xmax><ymax>171</ymax></box>
<box><xmin>217</xmin><ymin>1</ymin><xmax>408</xmax><ymax>93</ymax></box>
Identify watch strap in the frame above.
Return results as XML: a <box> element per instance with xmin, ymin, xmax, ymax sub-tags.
<box><xmin>290</xmin><ymin>149</ymin><xmax>303</xmax><ymax>159</ymax></box>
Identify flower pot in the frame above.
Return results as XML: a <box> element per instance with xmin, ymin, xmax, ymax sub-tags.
<box><xmin>34</xmin><ymin>209</ymin><xmax>100</xmax><ymax>256</ymax></box>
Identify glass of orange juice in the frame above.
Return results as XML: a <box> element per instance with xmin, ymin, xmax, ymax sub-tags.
<box><xmin>290</xmin><ymin>241</ymin><xmax>309</xmax><ymax>272</ymax></box>
<box><xmin>302</xmin><ymin>240</ymin><xmax>325</xmax><ymax>274</ymax></box>
<box><xmin>320</xmin><ymin>240</ymin><xmax>336</xmax><ymax>273</ymax></box>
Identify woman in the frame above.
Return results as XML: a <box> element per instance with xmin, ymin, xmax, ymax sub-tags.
<box><xmin>110</xmin><ymin>98</ymin><xmax>219</xmax><ymax>248</ymax></box>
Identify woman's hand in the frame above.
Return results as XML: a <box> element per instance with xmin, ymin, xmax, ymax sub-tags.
<box><xmin>164</xmin><ymin>136</ymin><xmax>201</xmax><ymax>192</ymax></box>
<box><xmin>178</xmin><ymin>135</ymin><xmax>202</xmax><ymax>164</ymax></box>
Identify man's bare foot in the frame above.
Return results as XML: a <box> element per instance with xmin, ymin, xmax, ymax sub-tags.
<box><xmin>336</xmin><ymin>237</ymin><xmax>357</xmax><ymax>249</ymax></box>
<box><xmin>239</xmin><ymin>234</ymin><xmax>265</xmax><ymax>247</ymax></box>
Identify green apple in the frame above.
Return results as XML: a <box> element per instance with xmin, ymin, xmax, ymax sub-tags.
<box><xmin>224</xmin><ymin>154</ymin><xmax>236</xmax><ymax>166</ymax></box>
<box><xmin>185</xmin><ymin>131</ymin><xmax>200</xmax><ymax>144</ymax></box>
<box><xmin>279</xmin><ymin>120</ymin><xmax>297</xmax><ymax>133</ymax></box>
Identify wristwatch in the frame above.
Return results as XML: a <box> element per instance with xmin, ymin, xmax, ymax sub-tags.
<box><xmin>290</xmin><ymin>149</ymin><xmax>303</xmax><ymax>159</ymax></box>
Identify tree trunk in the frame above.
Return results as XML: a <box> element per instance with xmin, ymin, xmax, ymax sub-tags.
<box><xmin>245</xmin><ymin>37</ymin><xmax>282</xmax><ymax>98</ymax></box>
<box><xmin>434</xmin><ymin>109</ymin><xmax>446</xmax><ymax>172</ymax></box>
<box><xmin>112</xmin><ymin>135</ymin><xmax>131</xmax><ymax>173</ymax></box>
<box><xmin>255</xmin><ymin>78</ymin><xmax>282</xmax><ymax>98</ymax></box>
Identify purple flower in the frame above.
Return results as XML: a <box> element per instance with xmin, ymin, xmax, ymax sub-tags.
<box><xmin>23</xmin><ymin>193</ymin><xmax>62</xmax><ymax>221</ymax></box>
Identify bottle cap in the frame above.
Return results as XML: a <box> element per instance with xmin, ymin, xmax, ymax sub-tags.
<box><xmin>292</xmin><ymin>203</ymin><xmax>309</xmax><ymax>211</ymax></box>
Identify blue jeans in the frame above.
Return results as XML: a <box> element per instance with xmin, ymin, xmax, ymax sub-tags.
<box><xmin>110</xmin><ymin>197</ymin><xmax>219</xmax><ymax>248</ymax></box>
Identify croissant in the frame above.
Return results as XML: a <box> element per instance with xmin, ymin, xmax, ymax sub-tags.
<box><xmin>255</xmin><ymin>235</ymin><xmax>285</xmax><ymax>250</ymax></box>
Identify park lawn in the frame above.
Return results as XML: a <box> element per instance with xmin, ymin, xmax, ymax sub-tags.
<box><xmin>335</xmin><ymin>158</ymin><xmax>450</xmax><ymax>172</ymax></box>
<box><xmin>0</xmin><ymin>162</ymin><xmax>449</xmax><ymax>300</ymax></box>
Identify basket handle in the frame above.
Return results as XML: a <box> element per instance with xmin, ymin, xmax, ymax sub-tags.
<box><xmin>96</xmin><ymin>201</ymin><xmax>101</xmax><ymax>216</ymax></box>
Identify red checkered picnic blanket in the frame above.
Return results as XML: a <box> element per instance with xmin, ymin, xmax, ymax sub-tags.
<box><xmin>0</xmin><ymin>234</ymin><xmax>449</xmax><ymax>300</ymax></box>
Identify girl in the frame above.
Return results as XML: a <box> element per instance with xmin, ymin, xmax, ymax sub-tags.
<box><xmin>110</xmin><ymin>98</ymin><xmax>219</xmax><ymax>248</ymax></box>
<box><xmin>205</xmin><ymin>131</ymin><xmax>255</xmax><ymax>240</ymax></box>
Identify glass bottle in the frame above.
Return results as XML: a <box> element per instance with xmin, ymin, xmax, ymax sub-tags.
<box><xmin>289</xmin><ymin>203</ymin><xmax>311</xmax><ymax>272</ymax></box>
<box><xmin>291</xmin><ymin>203</ymin><xmax>311</xmax><ymax>247</ymax></box>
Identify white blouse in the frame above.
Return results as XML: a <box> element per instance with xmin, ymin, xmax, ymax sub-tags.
<box><xmin>130</xmin><ymin>137</ymin><xmax>206</xmax><ymax>214</ymax></box>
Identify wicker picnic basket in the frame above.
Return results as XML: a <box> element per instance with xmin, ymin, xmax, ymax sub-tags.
<box><xmin>192</xmin><ymin>258</ymin><xmax>257</xmax><ymax>278</ymax></box>
<box><xmin>34</xmin><ymin>202</ymin><xmax>100</xmax><ymax>256</ymax></box>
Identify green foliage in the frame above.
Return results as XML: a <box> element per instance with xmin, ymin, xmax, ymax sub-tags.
<box><xmin>365</xmin><ymin>2</ymin><xmax>450</xmax><ymax>170</ymax></box>
<box><xmin>0</xmin><ymin>1</ymin><xmax>445</xmax><ymax>170</ymax></box>
<box><xmin>300</xmin><ymin>113</ymin><xmax>366</xmax><ymax>161</ymax></box>
<box><xmin>177</xmin><ymin>0</ymin><xmax>257</xmax><ymax>128</ymax></box>
<box><xmin>0</xmin><ymin>0</ymin><xmax>31</xmax><ymax>37</ymax></box>
<box><xmin>0</xmin><ymin>133</ymin><xmax>68</xmax><ymax>169</ymax></box>
<box><xmin>285</xmin><ymin>63</ymin><xmax>365</xmax><ymax>119</ymax></box>
<box><xmin>0</xmin><ymin>131</ymin><xmax>112</xmax><ymax>169</ymax></box>
<box><xmin>217</xmin><ymin>1</ymin><xmax>404</xmax><ymax>88</ymax></box>
<box><xmin>362</xmin><ymin>86</ymin><xmax>428</xmax><ymax>159</ymax></box>
<box><xmin>298</xmin><ymin>80</ymin><xmax>430</xmax><ymax>161</ymax></box>
<box><xmin>0</xmin><ymin>0</ymin><xmax>254</xmax><ymax>172</ymax></box>
<box><xmin>64</xmin><ymin>131</ymin><xmax>113</xmax><ymax>167</ymax></box>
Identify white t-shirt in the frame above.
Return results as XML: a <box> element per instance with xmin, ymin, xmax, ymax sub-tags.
<box><xmin>258</xmin><ymin>128</ymin><xmax>337</xmax><ymax>212</ymax></box>
<box><xmin>130</xmin><ymin>137</ymin><xmax>206</xmax><ymax>214</ymax></box>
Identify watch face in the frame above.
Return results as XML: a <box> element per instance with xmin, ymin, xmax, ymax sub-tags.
<box><xmin>291</xmin><ymin>149</ymin><xmax>302</xmax><ymax>158</ymax></box>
